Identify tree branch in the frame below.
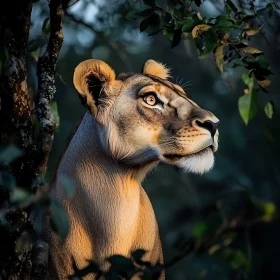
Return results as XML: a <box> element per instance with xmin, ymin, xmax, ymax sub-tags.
<box><xmin>31</xmin><ymin>1</ymin><xmax>64</xmax><ymax>279</ymax></box>
<box><xmin>31</xmin><ymin>241</ymin><xmax>49</xmax><ymax>280</ymax></box>
<box><xmin>34</xmin><ymin>0</ymin><xmax>64</xmax><ymax>182</ymax></box>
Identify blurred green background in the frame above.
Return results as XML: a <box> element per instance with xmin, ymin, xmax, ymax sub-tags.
<box><xmin>29</xmin><ymin>0</ymin><xmax>280</xmax><ymax>279</ymax></box>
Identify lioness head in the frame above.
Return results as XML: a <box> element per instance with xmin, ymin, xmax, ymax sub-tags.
<box><xmin>73</xmin><ymin>59</ymin><xmax>219</xmax><ymax>175</ymax></box>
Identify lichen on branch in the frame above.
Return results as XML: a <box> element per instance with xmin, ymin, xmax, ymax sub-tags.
<box><xmin>35</xmin><ymin>0</ymin><xmax>64</xmax><ymax>181</ymax></box>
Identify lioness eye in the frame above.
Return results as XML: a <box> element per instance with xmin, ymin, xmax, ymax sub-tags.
<box><xmin>144</xmin><ymin>94</ymin><xmax>157</xmax><ymax>106</ymax></box>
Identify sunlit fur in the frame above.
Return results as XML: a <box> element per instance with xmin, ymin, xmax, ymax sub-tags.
<box><xmin>46</xmin><ymin>59</ymin><xmax>220</xmax><ymax>280</ymax></box>
<box><xmin>142</xmin><ymin>59</ymin><xmax>171</xmax><ymax>79</ymax></box>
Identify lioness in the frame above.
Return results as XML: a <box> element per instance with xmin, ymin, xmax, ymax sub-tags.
<box><xmin>47</xmin><ymin>59</ymin><xmax>219</xmax><ymax>279</ymax></box>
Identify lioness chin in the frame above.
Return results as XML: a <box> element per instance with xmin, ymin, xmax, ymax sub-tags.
<box><xmin>46</xmin><ymin>59</ymin><xmax>219</xmax><ymax>279</ymax></box>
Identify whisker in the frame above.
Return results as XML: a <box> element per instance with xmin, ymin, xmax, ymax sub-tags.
<box><xmin>178</xmin><ymin>78</ymin><xmax>184</xmax><ymax>86</ymax></box>
<box><xmin>181</xmin><ymin>81</ymin><xmax>193</xmax><ymax>89</ymax></box>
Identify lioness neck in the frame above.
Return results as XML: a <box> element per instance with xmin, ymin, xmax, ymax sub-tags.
<box><xmin>52</xmin><ymin>113</ymin><xmax>161</xmax><ymax>271</ymax></box>
<box><xmin>56</xmin><ymin>113</ymin><xmax>144</xmax><ymax>197</ymax></box>
<box><xmin>54</xmin><ymin>112</ymin><xmax>159</xmax><ymax>222</ymax></box>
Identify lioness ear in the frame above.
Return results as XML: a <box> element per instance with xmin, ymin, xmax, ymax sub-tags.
<box><xmin>142</xmin><ymin>59</ymin><xmax>171</xmax><ymax>80</ymax></box>
<box><xmin>73</xmin><ymin>59</ymin><xmax>116</xmax><ymax>116</ymax></box>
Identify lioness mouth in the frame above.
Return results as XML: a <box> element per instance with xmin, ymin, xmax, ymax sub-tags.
<box><xmin>163</xmin><ymin>146</ymin><xmax>214</xmax><ymax>161</ymax></box>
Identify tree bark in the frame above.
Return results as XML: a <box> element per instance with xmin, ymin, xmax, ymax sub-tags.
<box><xmin>35</xmin><ymin>0</ymin><xmax>64</xmax><ymax>182</ymax></box>
<box><xmin>0</xmin><ymin>1</ymin><xmax>35</xmax><ymax>188</ymax></box>
<box><xmin>0</xmin><ymin>1</ymin><xmax>35</xmax><ymax>277</ymax></box>
<box><xmin>0</xmin><ymin>0</ymin><xmax>64</xmax><ymax>278</ymax></box>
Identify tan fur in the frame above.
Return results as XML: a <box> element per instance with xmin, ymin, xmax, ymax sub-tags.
<box><xmin>46</xmin><ymin>59</ymin><xmax>220</xmax><ymax>279</ymax></box>
<box><xmin>142</xmin><ymin>59</ymin><xmax>171</xmax><ymax>79</ymax></box>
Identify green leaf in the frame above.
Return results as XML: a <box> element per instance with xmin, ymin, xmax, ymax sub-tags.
<box><xmin>163</xmin><ymin>29</ymin><xmax>174</xmax><ymax>40</ymax></box>
<box><xmin>193</xmin><ymin>222</ymin><xmax>208</xmax><ymax>238</ymax></box>
<box><xmin>253</xmin><ymin>200</ymin><xmax>276</xmax><ymax>221</ymax></box>
<box><xmin>242</xmin><ymin>73</ymin><xmax>254</xmax><ymax>91</ymax></box>
<box><xmin>72</xmin><ymin>260</ymin><xmax>101</xmax><ymax>278</ymax></box>
<box><xmin>215</xmin><ymin>46</ymin><xmax>224</xmax><ymax>72</ymax></box>
<box><xmin>193</xmin><ymin>26</ymin><xmax>218</xmax><ymax>58</ymax></box>
<box><xmin>171</xmin><ymin>29</ymin><xmax>182</xmax><ymax>49</ymax></box>
<box><xmin>139</xmin><ymin>12</ymin><xmax>160</xmax><ymax>33</ymax></box>
<box><xmin>262</xmin><ymin>202</ymin><xmax>276</xmax><ymax>216</ymax></box>
<box><xmin>161</xmin><ymin>12</ymin><xmax>172</xmax><ymax>23</ymax></box>
<box><xmin>243</xmin><ymin>47</ymin><xmax>263</xmax><ymax>55</ymax></box>
<box><xmin>50</xmin><ymin>199</ymin><xmax>69</xmax><ymax>242</ymax></box>
<box><xmin>140</xmin><ymin>16</ymin><xmax>151</xmax><ymax>32</ymax></box>
<box><xmin>220</xmin><ymin>249</ymin><xmax>250</xmax><ymax>271</ymax></box>
<box><xmin>28</xmin><ymin>39</ymin><xmax>40</xmax><ymax>52</ymax></box>
<box><xmin>264</xmin><ymin>101</ymin><xmax>274</xmax><ymax>119</ymax></box>
<box><xmin>42</xmin><ymin>18</ymin><xmax>51</xmax><ymax>34</ymax></box>
<box><xmin>182</xmin><ymin>18</ymin><xmax>195</xmax><ymax>32</ymax></box>
<box><xmin>10</xmin><ymin>188</ymin><xmax>32</xmax><ymax>204</ymax></box>
<box><xmin>107</xmin><ymin>255</ymin><xmax>135</xmax><ymax>273</ymax></box>
<box><xmin>61</xmin><ymin>175</ymin><xmax>76</xmax><ymax>197</ymax></box>
<box><xmin>203</xmin><ymin>30</ymin><xmax>218</xmax><ymax>54</ymax></box>
<box><xmin>228</xmin><ymin>58</ymin><xmax>247</xmax><ymax>68</ymax></box>
<box><xmin>50</xmin><ymin>101</ymin><xmax>60</xmax><ymax>130</ymax></box>
<box><xmin>150</xmin><ymin>13</ymin><xmax>160</xmax><ymax>28</ymax></box>
<box><xmin>225</xmin><ymin>0</ymin><xmax>238</xmax><ymax>13</ymax></box>
<box><xmin>31</xmin><ymin>47</ymin><xmax>40</xmax><ymax>62</ymax></box>
<box><xmin>194</xmin><ymin>0</ymin><xmax>202</xmax><ymax>7</ymax></box>
<box><xmin>214</xmin><ymin>15</ymin><xmax>235</xmax><ymax>29</ymax></box>
<box><xmin>266</xmin><ymin>3</ymin><xmax>274</xmax><ymax>17</ymax></box>
<box><xmin>131</xmin><ymin>249</ymin><xmax>147</xmax><ymax>263</ymax></box>
<box><xmin>238</xmin><ymin>90</ymin><xmax>257</xmax><ymax>125</ymax></box>
<box><xmin>256</xmin><ymin>55</ymin><xmax>269</xmax><ymax>69</ymax></box>
<box><xmin>0</xmin><ymin>145</ymin><xmax>23</xmax><ymax>165</ymax></box>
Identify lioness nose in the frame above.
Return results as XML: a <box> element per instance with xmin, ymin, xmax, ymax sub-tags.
<box><xmin>196</xmin><ymin>120</ymin><xmax>220</xmax><ymax>137</ymax></box>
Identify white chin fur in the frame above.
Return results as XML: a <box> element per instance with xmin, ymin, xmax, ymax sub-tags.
<box><xmin>177</xmin><ymin>149</ymin><xmax>215</xmax><ymax>175</ymax></box>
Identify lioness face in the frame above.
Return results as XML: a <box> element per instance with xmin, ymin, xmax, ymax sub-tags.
<box><xmin>73</xmin><ymin>59</ymin><xmax>219</xmax><ymax>174</ymax></box>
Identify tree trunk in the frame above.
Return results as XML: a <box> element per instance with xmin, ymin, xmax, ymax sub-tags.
<box><xmin>0</xmin><ymin>1</ymin><xmax>35</xmax><ymax>188</ymax></box>
<box><xmin>0</xmin><ymin>0</ymin><xmax>63</xmax><ymax>278</ymax></box>
<box><xmin>0</xmin><ymin>2</ymin><xmax>35</xmax><ymax>277</ymax></box>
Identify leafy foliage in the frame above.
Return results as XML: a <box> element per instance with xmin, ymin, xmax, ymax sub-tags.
<box><xmin>132</xmin><ymin>0</ymin><xmax>278</xmax><ymax>125</ymax></box>
<box><xmin>0</xmin><ymin>145</ymin><xmax>23</xmax><ymax>165</ymax></box>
